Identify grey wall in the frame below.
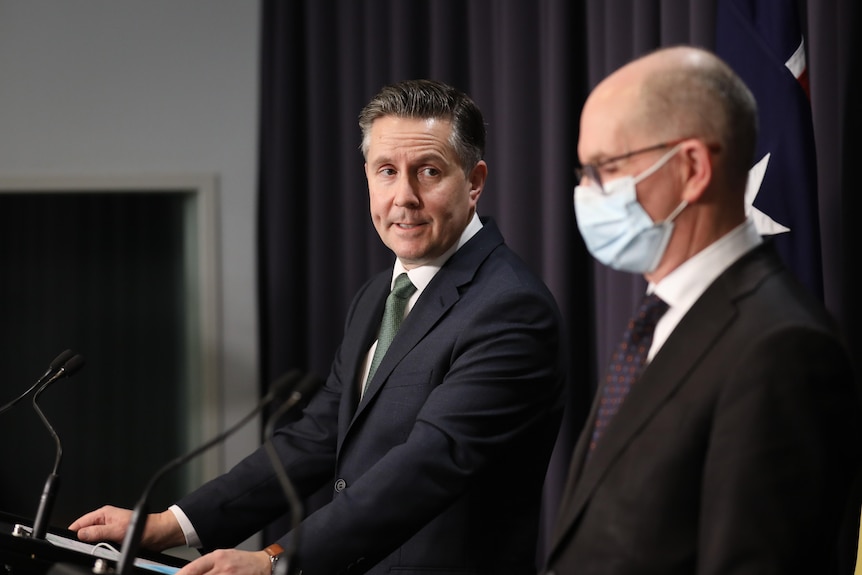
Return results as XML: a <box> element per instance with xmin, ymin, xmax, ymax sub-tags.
<box><xmin>0</xmin><ymin>0</ymin><xmax>262</xmax><ymax>509</ymax></box>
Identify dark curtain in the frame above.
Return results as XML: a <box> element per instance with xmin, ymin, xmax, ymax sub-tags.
<box><xmin>258</xmin><ymin>0</ymin><xmax>861</xmax><ymax>564</ymax></box>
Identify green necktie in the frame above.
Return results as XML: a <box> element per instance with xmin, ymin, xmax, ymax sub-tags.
<box><xmin>364</xmin><ymin>273</ymin><xmax>416</xmax><ymax>394</ymax></box>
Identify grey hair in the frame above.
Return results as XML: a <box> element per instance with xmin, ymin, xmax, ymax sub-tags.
<box><xmin>358</xmin><ymin>79</ymin><xmax>486</xmax><ymax>174</ymax></box>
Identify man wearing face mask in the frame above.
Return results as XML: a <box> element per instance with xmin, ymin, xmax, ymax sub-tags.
<box><xmin>542</xmin><ymin>46</ymin><xmax>862</xmax><ymax>574</ymax></box>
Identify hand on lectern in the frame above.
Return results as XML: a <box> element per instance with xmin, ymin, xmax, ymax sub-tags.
<box><xmin>171</xmin><ymin>548</ymin><xmax>272</xmax><ymax>575</ymax></box>
<box><xmin>68</xmin><ymin>505</ymin><xmax>185</xmax><ymax>551</ymax></box>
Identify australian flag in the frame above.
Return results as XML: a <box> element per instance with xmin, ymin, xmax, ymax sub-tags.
<box><xmin>716</xmin><ymin>0</ymin><xmax>823</xmax><ymax>299</ymax></box>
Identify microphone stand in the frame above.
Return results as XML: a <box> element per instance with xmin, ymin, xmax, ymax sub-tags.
<box><xmin>30</xmin><ymin>354</ymin><xmax>86</xmax><ymax>540</ymax></box>
<box><xmin>114</xmin><ymin>370</ymin><xmax>304</xmax><ymax>575</ymax></box>
<box><xmin>262</xmin><ymin>373</ymin><xmax>324</xmax><ymax>575</ymax></box>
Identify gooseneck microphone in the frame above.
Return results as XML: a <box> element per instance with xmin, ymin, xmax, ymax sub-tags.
<box><xmin>115</xmin><ymin>370</ymin><xmax>306</xmax><ymax>575</ymax></box>
<box><xmin>31</xmin><ymin>353</ymin><xmax>86</xmax><ymax>540</ymax></box>
<box><xmin>262</xmin><ymin>373</ymin><xmax>325</xmax><ymax>575</ymax></box>
<box><xmin>0</xmin><ymin>349</ymin><xmax>76</xmax><ymax>415</ymax></box>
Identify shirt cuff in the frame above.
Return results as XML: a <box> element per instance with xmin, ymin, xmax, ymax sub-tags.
<box><xmin>168</xmin><ymin>504</ymin><xmax>201</xmax><ymax>548</ymax></box>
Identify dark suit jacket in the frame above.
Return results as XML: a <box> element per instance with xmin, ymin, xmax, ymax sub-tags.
<box><xmin>178</xmin><ymin>218</ymin><xmax>567</xmax><ymax>575</ymax></box>
<box><xmin>544</xmin><ymin>241</ymin><xmax>862</xmax><ymax>575</ymax></box>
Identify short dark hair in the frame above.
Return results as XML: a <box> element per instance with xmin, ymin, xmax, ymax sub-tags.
<box><xmin>358</xmin><ymin>79</ymin><xmax>486</xmax><ymax>174</ymax></box>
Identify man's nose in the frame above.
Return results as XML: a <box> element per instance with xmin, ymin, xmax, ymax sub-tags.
<box><xmin>393</xmin><ymin>175</ymin><xmax>421</xmax><ymax>206</ymax></box>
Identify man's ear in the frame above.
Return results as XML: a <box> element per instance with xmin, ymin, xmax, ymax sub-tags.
<box><xmin>680</xmin><ymin>139</ymin><xmax>713</xmax><ymax>203</ymax></box>
<box><xmin>468</xmin><ymin>160</ymin><xmax>488</xmax><ymax>202</ymax></box>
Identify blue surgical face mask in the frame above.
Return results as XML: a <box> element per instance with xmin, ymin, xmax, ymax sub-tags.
<box><xmin>573</xmin><ymin>145</ymin><xmax>686</xmax><ymax>273</ymax></box>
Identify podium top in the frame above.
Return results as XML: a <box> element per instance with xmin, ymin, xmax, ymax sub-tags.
<box><xmin>0</xmin><ymin>511</ymin><xmax>187</xmax><ymax>575</ymax></box>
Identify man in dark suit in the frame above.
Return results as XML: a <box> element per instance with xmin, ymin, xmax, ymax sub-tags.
<box><xmin>70</xmin><ymin>80</ymin><xmax>567</xmax><ymax>575</ymax></box>
<box><xmin>543</xmin><ymin>46</ymin><xmax>862</xmax><ymax>574</ymax></box>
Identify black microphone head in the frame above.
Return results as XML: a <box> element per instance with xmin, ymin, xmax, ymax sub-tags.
<box><xmin>49</xmin><ymin>350</ymin><xmax>75</xmax><ymax>371</ymax></box>
<box><xmin>294</xmin><ymin>373</ymin><xmax>325</xmax><ymax>398</ymax></box>
<box><xmin>268</xmin><ymin>369</ymin><xmax>303</xmax><ymax>399</ymax></box>
<box><xmin>264</xmin><ymin>372</ymin><xmax>324</xmax><ymax>439</ymax></box>
<box><xmin>32</xmin><ymin>354</ymin><xmax>85</xmax><ymax>402</ymax></box>
<box><xmin>1</xmin><ymin>350</ymin><xmax>79</xmax><ymax>415</ymax></box>
<box><xmin>60</xmin><ymin>355</ymin><xmax>85</xmax><ymax>377</ymax></box>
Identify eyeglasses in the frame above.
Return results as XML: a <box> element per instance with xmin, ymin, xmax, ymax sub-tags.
<box><xmin>574</xmin><ymin>138</ymin><xmax>690</xmax><ymax>194</ymax></box>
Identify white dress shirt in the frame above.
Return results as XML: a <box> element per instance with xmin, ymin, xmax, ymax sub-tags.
<box><xmin>647</xmin><ymin>218</ymin><xmax>763</xmax><ymax>362</ymax></box>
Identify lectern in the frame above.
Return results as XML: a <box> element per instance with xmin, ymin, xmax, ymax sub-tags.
<box><xmin>0</xmin><ymin>511</ymin><xmax>187</xmax><ymax>575</ymax></box>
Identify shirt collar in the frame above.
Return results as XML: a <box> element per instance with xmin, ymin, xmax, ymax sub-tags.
<box><xmin>651</xmin><ymin>218</ymin><xmax>763</xmax><ymax>310</ymax></box>
<box><xmin>392</xmin><ymin>212</ymin><xmax>483</xmax><ymax>294</ymax></box>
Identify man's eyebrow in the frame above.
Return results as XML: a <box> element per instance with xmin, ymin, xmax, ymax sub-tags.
<box><xmin>413</xmin><ymin>152</ymin><xmax>447</xmax><ymax>165</ymax></box>
<box><xmin>369</xmin><ymin>151</ymin><xmax>448</xmax><ymax>167</ymax></box>
<box><xmin>578</xmin><ymin>151</ymin><xmax>609</xmax><ymax>166</ymax></box>
<box><xmin>368</xmin><ymin>154</ymin><xmax>393</xmax><ymax>166</ymax></box>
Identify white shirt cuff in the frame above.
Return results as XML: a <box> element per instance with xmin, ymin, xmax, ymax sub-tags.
<box><xmin>168</xmin><ymin>504</ymin><xmax>202</xmax><ymax>548</ymax></box>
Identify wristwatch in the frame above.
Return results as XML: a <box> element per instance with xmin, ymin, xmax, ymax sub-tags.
<box><xmin>264</xmin><ymin>543</ymin><xmax>284</xmax><ymax>575</ymax></box>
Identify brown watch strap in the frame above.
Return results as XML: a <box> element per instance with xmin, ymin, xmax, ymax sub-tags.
<box><xmin>264</xmin><ymin>543</ymin><xmax>284</xmax><ymax>557</ymax></box>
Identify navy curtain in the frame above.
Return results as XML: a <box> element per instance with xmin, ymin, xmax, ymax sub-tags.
<box><xmin>257</xmin><ymin>0</ymin><xmax>862</xmax><ymax>563</ymax></box>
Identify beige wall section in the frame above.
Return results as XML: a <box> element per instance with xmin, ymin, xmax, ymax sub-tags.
<box><xmin>856</xmin><ymin>514</ymin><xmax>862</xmax><ymax>575</ymax></box>
<box><xmin>0</xmin><ymin>0</ymin><xmax>262</xmax><ymax>548</ymax></box>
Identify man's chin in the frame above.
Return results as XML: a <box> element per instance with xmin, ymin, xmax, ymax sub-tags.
<box><xmin>393</xmin><ymin>247</ymin><xmax>433</xmax><ymax>268</ymax></box>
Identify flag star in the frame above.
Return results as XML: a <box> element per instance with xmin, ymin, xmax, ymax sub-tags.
<box><xmin>745</xmin><ymin>152</ymin><xmax>790</xmax><ymax>236</ymax></box>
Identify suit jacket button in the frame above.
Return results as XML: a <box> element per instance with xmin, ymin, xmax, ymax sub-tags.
<box><xmin>334</xmin><ymin>478</ymin><xmax>347</xmax><ymax>492</ymax></box>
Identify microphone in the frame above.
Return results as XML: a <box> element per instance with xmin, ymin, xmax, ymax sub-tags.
<box><xmin>262</xmin><ymin>373</ymin><xmax>325</xmax><ymax>575</ymax></box>
<box><xmin>30</xmin><ymin>353</ymin><xmax>86</xmax><ymax>540</ymax></box>
<box><xmin>0</xmin><ymin>349</ymin><xmax>76</xmax><ymax>415</ymax></box>
<box><xmin>115</xmin><ymin>369</ymin><xmax>307</xmax><ymax>575</ymax></box>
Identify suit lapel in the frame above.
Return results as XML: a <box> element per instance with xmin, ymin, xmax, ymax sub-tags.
<box><xmin>354</xmin><ymin>276</ymin><xmax>460</xmax><ymax>412</ymax></box>
<box><xmin>548</xmin><ymin>303</ymin><xmax>734</xmax><ymax>552</ymax></box>
<box><xmin>349</xmin><ymin>218</ymin><xmax>504</xmax><ymax>423</ymax></box>
<box><xmin>335</xmin><ymin>272</ymin><xmax>390</xmax><ymax>443</ymax></box>
<box><xmin>548</xmin><ymin>242</ymin><xmax>783</xmax><ymax>557</ymax></box>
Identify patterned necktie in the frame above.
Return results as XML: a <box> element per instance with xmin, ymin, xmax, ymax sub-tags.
<box><xmin>363</xmin><ymin>273</ymin><xmax>417</xmax><ymax>394</ymax></box>
<box><xmin>589</xmin><ymin>292</ymin><xmax>669</xmax><ymax>451</ymax></box>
